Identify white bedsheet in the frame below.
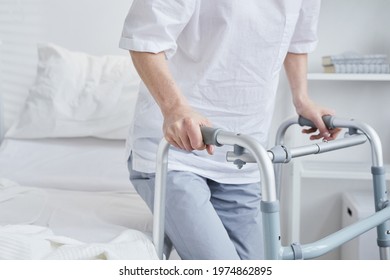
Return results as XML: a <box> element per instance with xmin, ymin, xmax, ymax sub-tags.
<box><xmin>0</xmin><ymin>138</ymin><xmax>157</xmax><ymax>259</ymax></box>
<box><xmin>0</xmin><ymin>225</ymin><xmax>158</xmax><ymax>260</ymax></box>
<box><xmin>0</xmin><ymin>178</ymin><xmax>153</xmax><ymax>243</ymax></box>
<box><xmin>0</xmin><ymin>138</ymin><xmax>133</xmax><ymax>192</ymax></box>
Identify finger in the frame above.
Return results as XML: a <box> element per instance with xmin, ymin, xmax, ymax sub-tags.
<box><xmin>186</xmin><ymin>120</ymin><xmax>206</xmax><ymax>151</ymax></box>
<box><xmin>165</xmin><ymin>121</ymin><xmax>193</xmax><ymax>151</ymax></box>
<box><xmin>313</xmin><ymin>118</ymin><xmax>331</xmax><ymax>140</ymax></box>
<box><xmin>309</xmin><ymin>133</ymin><xmax>323</xmax><ymax>140</ymax></box>
<box><xmin>302</xmin><ymin>127</ymin><xmax>317</xmax><ymax>134</ymax></box>
<box><xmin>319</xmin><ymin>110</ymin><xmax>336</xmax><ymax>139</ymax></box>
<box><xmin>327</xmin><ymin>128</ymin><xmax>342</xmax><ymax>140</ymax></box>
<box><xmin>206</xmin><ymin>144</ymin><xmax>214</xmax><ymax>155</ymax></box>
<box><xmin>175</xmin><ymin>137</ymin><xmax>187</xmax><ymax>151</ymax></box>
<box><xmin>178</xmin><ymin>127</ymin><xmax>193</xmax><ymax>151</ymax></box>
<box><xmin>165</xmin><ymin>135</ymin><xmax>181</xmax><ymax>150</ymax></box>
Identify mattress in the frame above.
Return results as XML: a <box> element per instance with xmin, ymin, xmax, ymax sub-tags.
<box><xmin>0</xmin><ymin>138</ymin><xmax>153</xmax><ymax>244</ymax></box>
<box><xmin>0</xmin><ymin>137</ymin><xmax>134</xmax><ymax>192</ymax></box>
<box><xmin>0</xmin><ymin>179</ymin><xmax>153</xmax><ymax>243</ymax></box>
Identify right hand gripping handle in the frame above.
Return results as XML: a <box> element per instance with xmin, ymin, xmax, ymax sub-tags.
<box><xmin>200</xmin><ymin>127</ymin><xmax>223</xmax><ymax>146</ymax></box>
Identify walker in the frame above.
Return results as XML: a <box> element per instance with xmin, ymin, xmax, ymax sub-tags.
<box><xmin>152</xmin><ymin>115</ymin><xmax>390</xmax><ymax>260</ymax></box>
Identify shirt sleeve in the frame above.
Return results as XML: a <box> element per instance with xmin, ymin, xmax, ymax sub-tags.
<box><xmin>119</xmin><ymin>0</ymin><xmax>197</xmax><ymax>59</ymax></box>
<box><xmin>288</xmin><ymin>0</ymin><xmax>321</xmax><ymax>54</ymax></box>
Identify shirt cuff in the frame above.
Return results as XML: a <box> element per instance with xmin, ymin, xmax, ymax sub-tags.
<box><xmin>288</xmin><ymin>41</ymin><xmax>318</xmax><ymax>54</ymax></box>
<box><xmin>119</xmin><ymin>37</ymin><xmax>176</xmax><ymax>59</ymax></box>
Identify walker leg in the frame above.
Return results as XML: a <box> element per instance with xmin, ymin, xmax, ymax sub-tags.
<box><xmin>261</xmin><ymin>201</ymin><xmax>282</xmax><ymax>259</ymax></box>
<box><xmin>371</xmin><ymin>166</ymin><xmax>390</xmax><ymax>260</ymax></box>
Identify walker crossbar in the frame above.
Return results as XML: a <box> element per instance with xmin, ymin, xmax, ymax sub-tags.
<box><xmin>152</xmin><ymin>115</ymin><xmax>390</xmax><ymax>260</ymax></box>
<box><xmin>226</xmin><ymin>133</ymin><xmax>368</xmax><ymax>164</ymax></box>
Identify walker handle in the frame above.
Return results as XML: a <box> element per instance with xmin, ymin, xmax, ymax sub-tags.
<box><xmin>200</xmin><ymin>126</ymin><xmax>223</xmax><ymax>146</ymax></box>
<box><xmin>298</xmin><ymin>115</ymin><xmax>335</xmax><ymax>129</ymax></box>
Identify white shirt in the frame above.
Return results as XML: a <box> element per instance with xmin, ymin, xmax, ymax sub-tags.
<box><xmin>119</xmin><ymin>0</ymin><xmax>320</xmax><ymax>184</ymax></box>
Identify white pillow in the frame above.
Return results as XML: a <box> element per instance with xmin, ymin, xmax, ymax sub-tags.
<box><xmin>6</xmin><ymin>43</ymin><xmax>140</xmax><ymax>139</ymax></box>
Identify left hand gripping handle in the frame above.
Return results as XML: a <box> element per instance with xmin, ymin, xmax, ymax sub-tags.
<box><xmin>298</xmin><ymin>115</ymin><xmax>335</xmax><ymax>129</ymax></box>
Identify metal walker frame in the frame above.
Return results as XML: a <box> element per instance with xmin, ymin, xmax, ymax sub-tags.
<box><xmin>152</xmin><ymin>115</ymin><xmax>390</xmax><ymax>260</ymax></box>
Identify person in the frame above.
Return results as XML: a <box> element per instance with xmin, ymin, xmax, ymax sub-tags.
<box><xmin>119</xmin><ymin>0</ymin><xmax>340</xmax><ymax>260</ymax></box>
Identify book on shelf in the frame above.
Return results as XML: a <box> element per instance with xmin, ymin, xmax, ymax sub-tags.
<box><xmin>323</xmin><ymin>63</ymin><xmax>390</xmax><ymax>74</ymax></box>
<box><xmin>322</xmin><ymin>53</ymin><xmax>388</xmax><ymax>66</ymax></box>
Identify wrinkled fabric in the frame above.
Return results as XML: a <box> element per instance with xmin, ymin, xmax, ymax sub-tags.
<box><xmin>120</xmin><ymin>0</ymin><xmax>320</xmax><ymax>184</ymax></box>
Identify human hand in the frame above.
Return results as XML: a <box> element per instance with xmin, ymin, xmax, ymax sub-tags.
<box><xmin>296</xmin><ymin>99</ymin><xmax>342</xmax><ymax>141</ymax></box>
<box><xmin>162</xmin><ymin>105</ymin><xmax>214</xmax><ymax>155</ymax></box>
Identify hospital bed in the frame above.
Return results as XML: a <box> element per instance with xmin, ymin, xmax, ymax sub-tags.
<box><xmin>0</xmin><ymin>43</ymin><xmax>157</xmax><ymax>259</ymax></box>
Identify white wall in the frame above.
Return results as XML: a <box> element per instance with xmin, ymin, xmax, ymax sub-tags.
<box><xmin>310</xmin><ymin>0</ymin><xmax>390</xmax><ymax>72</ymax></box>
<box><xmin>309</xmin><ymin>0</ymin><xmax>390</xmax><ymax>164</ymax></box>
<box><xmin>0</xmin><ymin>0</ymin><xmax>133</xmax><ymax>131</ymax></box>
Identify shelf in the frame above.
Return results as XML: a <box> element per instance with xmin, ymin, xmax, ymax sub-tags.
<box><xmin>307</xmin><ymin>73</ymin><xmax>390</xmax><ymax>81</ymax></box>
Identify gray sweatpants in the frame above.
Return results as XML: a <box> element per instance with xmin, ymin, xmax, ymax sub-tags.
<box><xmin>128</xmin><ymin>159</ymin><xmax>263</xmax><ymax>260</ymax></box>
